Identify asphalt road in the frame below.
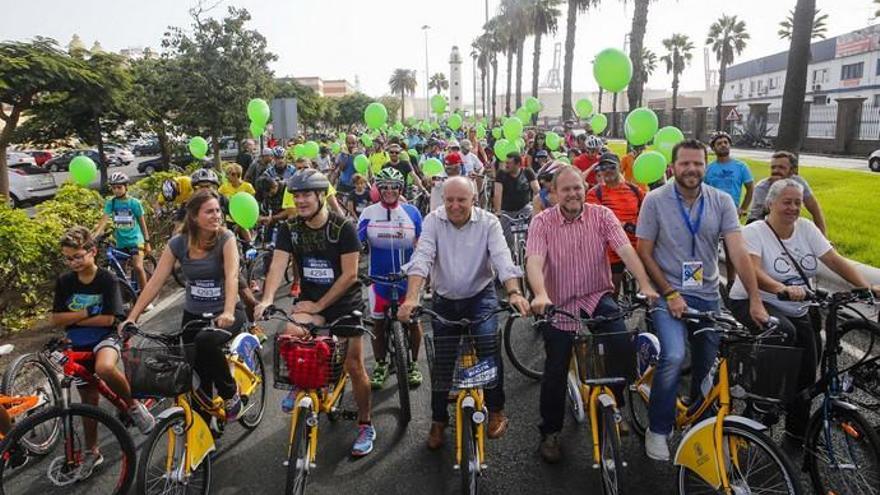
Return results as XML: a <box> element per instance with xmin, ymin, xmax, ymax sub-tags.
<box><xmin>731</xmin><ymin>147</ymin><xmax>874</xmax><ymax>172</ymax></box>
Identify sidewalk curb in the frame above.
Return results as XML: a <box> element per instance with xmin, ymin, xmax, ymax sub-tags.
<box><xmin>140</xmin><ymin>288</ymin><xmax>185</xmax><ymax>324</ymax></box>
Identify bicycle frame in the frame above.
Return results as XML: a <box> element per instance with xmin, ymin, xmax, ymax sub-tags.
<box><xmin>454</xmin><ymin>385</ymin><xmax>487</xmax><ymax>470</ymax></box>
<box><xmin>568</xmin><ymin>352</ymin><xmax>623</xmax><ymax>465</ymax></box>
<box><xmin>103</xmin><ymin>244</ymin><xmax>139</xmax><ymax>294</ymax></box>
<box><xmin>57</xmin><ymin>349</ymin><xmax>131</xmax><ymax>413</ymax></box>
<box><xmin>286</xmin><ymin>370</ymin><xmax>351</xmax><ymax>465</ymax></box>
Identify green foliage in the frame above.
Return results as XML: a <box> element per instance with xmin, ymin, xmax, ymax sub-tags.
<box><xmin>334</xmin><ymin>93</ymin><xmax>375</xmax><ymax>127</ymax></box>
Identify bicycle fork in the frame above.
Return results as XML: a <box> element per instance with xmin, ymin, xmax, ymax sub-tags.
<box><xmin>455</xmin><ymin>390</ymin><xmax>487</xmax><ymax>471</ymax></box>
<box><xmin>287</xmin><ymin>391</ymin><xmax>320</xmax><ymax>470</ymax></box>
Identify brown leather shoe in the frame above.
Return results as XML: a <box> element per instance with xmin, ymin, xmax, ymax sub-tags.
<box><xmin>487</xmin><ymin>411</ymin><xmax>509</xmax><ymax>439</ymax></box>
<box><xmin>426</xmin><ymin>422</ymin><xmax>446</xmax><ymax>450</ymax></box>
<box><xmin>540</xmin><ymin>433</ymin><xmax>562</xmax><ymax>464</ymax></box>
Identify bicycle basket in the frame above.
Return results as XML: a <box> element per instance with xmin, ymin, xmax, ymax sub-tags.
<box><xmin>510</xmin><ymin>219</ymin><xmax>530</xmax><ymax>234</ymax></box>
<box><xmin>425</xmin><ymin>331</ymin><xmax>500</xmax><ymax>391</ymax></box>
<box><xmin>727</xmin><ymin>343</ymin><xmax>803</xmax><ymax>403</ymax></box>
<box><xmin>273</xmin><ymin>335</ymin><xmax>342</xmax><ymax>390</ymax></box>
<box><xmin>573</xmin><ymin>329</ymin><xmax>638</xmax><ymax>385</ymax></box>
<box><xmin>122</xmin><ymin>339</ymin><xmax>194</xmax><ymax>398</ymax></box>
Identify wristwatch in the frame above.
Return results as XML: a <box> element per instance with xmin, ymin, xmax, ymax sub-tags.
<box><xmin>507</xmin><ymin>289</ymin><xmax>523</xmax><ymax>297</ymax></box>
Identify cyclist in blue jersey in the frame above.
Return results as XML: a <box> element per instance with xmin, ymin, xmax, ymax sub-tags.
<box><xmin>358</xmin><ymin>168</ymin><xmax>424</xmax><ymax>389</ymax></box>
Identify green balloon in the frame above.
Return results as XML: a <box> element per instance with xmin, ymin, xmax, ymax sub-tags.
<box><xmin>494</xmin><ymin>139</ymin><xmax>517</xmax><ymax>161</ymax></box>
<box><xmin>430</xmin><ymin>94</ymin><xmax>448</xmax><ymax>114</ymax></box>
<box><xmin>653</xmin><ymin>126</ymin><xmax>686</xmax><ymax>163</ymax></box>
<box><xmin>516</xmin><ymin>138</ymin><xmax>525</xmax><ymax>151</ymax></box>
<box><xmin>302</xmin><ymin>141</ymin><xmax>320</xmax><ymax>159</ymax></box>
<box><xmin>229</xmin><ymin>191</ymin><xmax>259</xmax><ymax>229</ymax></box>
<box><xmin>515</xmin><ymin>108</ymin><xmax>532</xmax><ymax>125</ymax></box>
<box><xmin>575</xmin><ymin>99</ymin><xmax>594</xmax><ymax>118</ymax></box>
<box><xmin>545</xmin><ymin>131</ymin><xmax>562</xmax><ymax>151</ymax></box>
<box><xmin>393</xmin><ymin>122</ymin><xmax>404</xmax><ymax>133</ymax></box>
<box><xmin>338</xmin><ymin>131</ymin><xmax>346</xmax><ymax>141</ymax></box>
<box><xmin>408</xmin><ymin>149</ymin><xmax>418</xmax><ymax>159</ymax></box>
<box><xmin>552</xmin><ymin>151</ymin><xmax>566</xmax><ymax>159</ymax></box>
<box><xmin>503</xmin><ymin>117</ymin><xmax>523</xmax><ymax>140</ymax></box>
<box><xmin>525</xmin><ymin>97</ymin><xmax>541</xmax><ymax>114</ymax></box>
<box><xmin>360</xmin><ymin>134</ymin><xmax>373</xmax><ymax>148</ymax></box>
<box><xmin>591</xmin><ymin>114</ymin><xmax>608</xmax><ymax>134</ymax></box>
<box><xmin>624</xmin><ymin>107</ymin><xmax>659</xmax><ymax>146</ymax></box>
<box><xmin>633</xmin><ymin>151</ymin><xmax>668</xmax><ymax>185</ymax></box>
<box><xmin>475</xmin><ymin>125</ymin><xmax>486</xmax><ymax>139</ymax></box>
<box><xmin>354</xmin><ymin>154</ymin><xmax>370</xmax><ymax>174</ymax></box>
<box><xmin>492</xmin><ymin>127</ymin><xmax>503</xmax><ymax>139</ymax></box>
<box><xmin>188</xmin><ymin>136</ymin><xmax>208</xmax><ymax>159</ymax></box>
<box><xmin>448</xmin><ymin>113</ymin><xmax>463</xmax><ymax>131</ymax></box>
<box><xmin>247</xmin><ymin>98</ymin><xmax>271</xmax><ymax>126</ymax></box>
<box><xmin>422</xmin><ymin>158</ymin><xmax>444</xmax><ymax>178</ymax></box>
<box><xmin>364</xmin><ymin>102</ymin><xmax>388</xmax><ymax>129</ymax></box>
<box><xmin>69</xmin><ymin>155</ymin><xmax>97</xmax><ymax>186</ymax></box>
<box><xmin>249</xmin><ymin>122</ymin><xmax>264</xmax><ymax>139</ymax></box>
<box><xmin>593</xmin><ymin>47</ymin><xmax>633</xmax><ymax>93</ymax></box>
<box><xmin>293</xmin><ymin>144</ymin><xmax>306</xmax><ymax>159</ymax></box>
<box><xmin>331</xmin><ymin>142</ymin><xmax>341</xmax><ymax>154</ymax></box>
<box><xmin>557</xmin><ymin>157</ymin><xmax>571</xmax><ymax>165</ymax></box>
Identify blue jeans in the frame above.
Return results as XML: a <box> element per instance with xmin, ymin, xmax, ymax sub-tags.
<box><xmin>647</xmin><ymin>294</ymin><xmax>720</xmax><ymax>435</ymax></box>
<box><xmin>430</xmin><ymin>285</ymin><xmax>504</xmax><ymax>422</ymax></box>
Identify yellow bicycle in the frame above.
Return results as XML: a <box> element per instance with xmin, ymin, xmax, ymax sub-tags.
<box><xmin>128</xmin><ymin>318</ymin><xmax>267</xmax><ymax>495</ymax></box>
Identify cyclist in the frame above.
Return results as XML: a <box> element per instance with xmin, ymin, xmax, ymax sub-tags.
<box><xmin>586</xmin><ymin>153</ymin><xmax>645</xmax><ymax>296</ymax></box>
<box><xmin>93</xmin><ymin>172</ymin><xmax>151</xmax><ymax>296</ymax></box>
<box><xmin>368</xmin><ymin>138</ymin><xmax>390</xmax><ymax>177</ymax></box>
<box><xmin>527</xmin><ymin>165</ymin><xmax>658</xmax><ymax>463</ymax></box>
<box><xmin>357</xmin><ymin>168</ymin><xmax>424</xmax><ymax>390</ymax></box>
<box><xmin>524</xmin><ymin>131</ymin><xmax>551</xmax><ymax>171</ymax></box>
<box><xmin>53</xmin><ymin>226</ymin><xmax>156</xmax><ymax>477</ymax></box>
<box><xmin>705</xmin><ymin>131</ymin><xmax>754</xmax><ymax>217</ymax></box>
<box><xmin>746</xmin><ymin>150</ymin><xmax>826</xmax><ymax>235</ymax></box>
<box><xmin>244</xmin><ymin>147</ymin><xmax>275</xmax><ymax>185</ymax></box>
<box><xmin>635</xmin><ymin>139</ymin><xmax>769</xmax><ymax>461</ymax></box>
<box><xmin>459</xmin><ymin>139</ymin><xmax>486</xmax><ymax>202</ymax></box>
<box><xmin>218</xmin><ymin>163</ymin><xmax>256</xmax><ymax>197</ymax></box>
<box><xmin>494</xmin><ymin>151</ymin><xmax>539</xmax><ymax>247</ymax></box>
<box><xmin>332</xmin><ymin>134</ymin><xmax>360</xmax><ymax>193</ymax></box>
<box><xmin>532</xmin><ymin>166</ymin><xmax>557</xmax><ymax>213</ymax></box>
<box><xmin>399</xmin><ymin>176</ymin><xmax>531</xmax><ymax>449</ymax></box>
<box><xmin>254</xmin><ymin>169</ymin><xmax>376</xmax><ymax>457</ymax></box>
<box><xmin>619</xmin><ymin>144</ymin><xmax>649</xmax><ymax>193</ymax></box>
<box><xmin>345</xmin><ymin>173</ymin><xmax>372</xmax><ymax>218</ymax></box>
<box><xmin>727</xmin><ymin>178</ymin><xmax>880</xmax><ymax>450</ymax></box>
<box><xmin>262</xmin><ymin>147</ymin><xmax>297</xmax><ymax>182</ymax></box>
<box><xmin>383</xmin><ymin>143</ymin><xmax>428</xmax><ymax>195</ymax></box>
<box><xmin>573</xmin><ymin>134</ymin><xmax>603</xmax><ymax>187</ymax></box>
<box><xmin>122</xmin><ymin>190</ymin><xmax>246</xmax><ymax>421</ymax></box>
<box><xmin>429</xmin><ymin>151</ymin><xmax>467</xmax><ymax>212</ymax></box>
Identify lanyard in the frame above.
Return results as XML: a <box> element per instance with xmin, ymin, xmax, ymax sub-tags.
<box><xmin>674</xmin><ymin>187</ymin><xmax>705</xmax><ymax>258</ymax></box>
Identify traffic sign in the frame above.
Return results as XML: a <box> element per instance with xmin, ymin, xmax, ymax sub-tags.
<box><xmin>725</xmin><ymin>108</ymin><xmax>742</xmax><ymax>122</ymax></box>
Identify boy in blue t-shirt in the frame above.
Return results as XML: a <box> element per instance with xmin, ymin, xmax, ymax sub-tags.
<box><xmin>704</xmin><ymin>132</ymin><xmax>754</xmax><ymax>216</ymax></box>
<box><xmin>94</xmin><ymin>172</ymin><xmax>151</xmax><ymax>293</ymax></box>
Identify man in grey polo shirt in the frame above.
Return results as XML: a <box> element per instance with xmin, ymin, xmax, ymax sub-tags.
<box><xmin>746</xmin><ymin>150</ymin><xmax>826</xmax><ymax>235</ymax></box>
<box><xmin>635</xmin><ymin>139</ymin><xmax>769</xmax><ymax>461</ymax></box>
<box><xmin>399</xmin><ymin>176</ymin><xmax>530</xmax><ymax>450</ymax></box>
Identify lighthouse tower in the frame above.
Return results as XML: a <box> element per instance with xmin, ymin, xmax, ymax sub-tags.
<box><xmin>449</xmin><ymin>46</ymin><xmax>462</xmax><ymax>112</ymax></box>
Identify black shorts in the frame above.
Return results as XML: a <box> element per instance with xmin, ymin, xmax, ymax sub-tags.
<box><xmin>319</xmin><ymin>304</ymin><xmax>364</xmax><ymax>338</ymax></box>
<box><xmin>610</xmin><ymin>261</ymin><xmax>626</xmax><ymax>274</ymax></box>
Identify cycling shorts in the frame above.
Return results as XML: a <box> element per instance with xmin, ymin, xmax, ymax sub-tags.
<box><xmin>368</xmin><ymin>285</ymin><xmax>406</xmax><ymax>320</ymax></box>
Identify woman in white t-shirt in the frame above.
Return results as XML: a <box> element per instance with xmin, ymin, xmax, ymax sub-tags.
<box><xmin>729</xmin><ymin>178</ymin><xmax>880</xmax><ymax>445</ymax></box>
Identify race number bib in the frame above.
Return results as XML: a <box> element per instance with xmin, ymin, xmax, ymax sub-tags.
<box><xmin>190</xmin><ymin>279</ymin><xmax>222</xmax><ymax>301</ymax></box>
<box><xmin>114</xmin><ymin>211</ymin><xmax>135</xmax><ymax>228</ymax></box>
<box><xmin>302</xmin><ymin>257</ymin><xmax>335</xmax><ymax>285</ymax></box>
<box><xmin>682</xmin><ymin>261</ymin><xmax>704</xmax><ymax>289</ymax></box>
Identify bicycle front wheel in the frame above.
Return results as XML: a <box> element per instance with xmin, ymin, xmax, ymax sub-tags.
<box><xmin>285</xmin><ymin>407</ymin><xmax>311</xmax><ymax>495</ymax></box>
<box><xmin>806</xmin><ymin>402</ymin><xmax>880</xmax><ymax>494</ymax></box>
<box><xmin>1</xmin><ymin>353</ymin><xmax>61</xmax><ymax>454</ymax></box>
<box><xmin>390</xmin><ymin>321</ymin><xmax>412</xmax><ymax>425</ymax></box>
<box><xmin>0</xmin><ymin>404</ymin><xmax>136</xmax><ymax>495</ymax></box>
<box><xmin>137</xmin><ymin>409</ymin><xmax>211</xmax><ymax>495</ymax></box>
<box><xmin>239</xmin><ymin>349</ymin><xmax>267</xmax><ymax>430</ymax></box>
<box><xmin>599</xmin><ymin>403</ymin><xmax>624</xmax><ymax>495</ymax></box>
<box><xmin>678</xmin><ymin>423</ymin><xmax>801</xmax><ymax>494</ymax></box>
<box><xmin>460</xmin><ymin>407</ymin><xmax>480</xmax><ymax>495</ymax></box>
<box><xmin>503</xmin><ymin>315</ymin><xmax>544</xmax><ymax>380</ymax></box>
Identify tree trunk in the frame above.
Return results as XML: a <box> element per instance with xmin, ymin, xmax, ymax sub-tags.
<box><xmin>598</xmin><ymin>88</ymin><xmax>604</xmax><ymax>113</ymax></box>
<box><xmin>515</xmin><ymin>38</ymin><xmax>524</xmax><ymax>110</ymax></box>
<box><xmin>157</xmin><ymin>125</ymin><xmax>171</xmax><ymax>167</ymax></box>
<box><xmin>212</xmin><ymin>129</ymin><xmax>222</xmax><ymax>168</ymax></box>
<box><xmin>492</xmin><ymin>60</ymin><xmax>499</xmax><ymax>124</ymax></box>
<box><xmin>716</xmin><ymin>64</ymin><xmax>727</xmax><ymax>130</ymax></box>
<box><xmin>627</xmin><ymin>0</ymin><xmax>650</xmax><ymax>112</ymax></box>
<box><xmin>505</xmin><ymin>41</ymin><xmax>514</xmax><ymax>116</ymax></box>
<box><xmin>672</xmin><ymin>75</ymin><xmax>679</xmax><ymax>127</ymax></box>
<box><xmin>612</xmin><ymin>93</ymin><xmax>619</xmax><ymax>137</ymax></box>
<box><xmin>776</xmin><ymin>0</ymin><xmax>816</xmax><ymax>152</ymax></box>
<box><xmin>0</xmin><ymin>104</ymin><xmax>24</xmax><ymax>201</ymax></box>
<box><xmin>532</xmin><ymin>32</ymin><xmax>542</xmax><ymax>99</ymax></box>
<box><xmin>562</xmin><ymin>0</ymin><xmax>578</xmax><ymax>121</ymax></box>
<box><xmin>401</xmin><ymin>91</ymin><xmax>406</xmax><ymax>121</ymax></box>
<box><xmin>481</xmin><ymin>67</ymin><xmax>488</xmax><ymax>118</ymax></box>
<box><xmin>95</xmin><ymin>116</ymin><xmax>108</xmax><ymax>193</ymax></box>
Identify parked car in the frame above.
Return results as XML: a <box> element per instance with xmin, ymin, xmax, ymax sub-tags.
<box><xmin>8</xmin><ymin>161</ymin><xmax>58</xmax><ymax>208</ymax></box>
<box><xmin>24</xmin><ymin>150</ymin><xmax>54</xmax><ymax>167</ymax></box>
<box><xmin>869</xmin><ymin>149</ymin><xmax>880</xmax><ymax>172</ymax></box>
<box><xmin>214</xmin><ymin>136</ymin><xmax>240</xmax><ymax>160</ymax></box>
<box><xmin>5</xmin><ymin>151</ymin><xmax>37</xmax><ymax>167</ymax></box>
<box><xmin>44</xmin><ymin>149</ymin><xmax>112</xmax><ymax>172</ymax></box>
<box><xmin>133</xmin><ymin>140</ymin><xmax>161</xmax><ymax>156</ymax></box>
<box><xmin>104</xmin><ymin>145</ymin><xmax>135</xmax><ymax>166</ymax></box>
<box><xmin>137</xmin><ymin>147</ymin><xmax>200</xmax><ymax>175</ymax></box>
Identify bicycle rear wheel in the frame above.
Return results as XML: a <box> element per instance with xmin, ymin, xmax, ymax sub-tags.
<box><xmin>1</xmin><ymin>353</ymin><xmax>61</xmax><ymax>454</ymax></box>
<box><xmin>0</xmin><ymin>404</ymin><xmax>136</xmax><ymax>495</ymax></box>
<box><xmin>626</xmin><ymin>382</ymin><xmax>650</xmax><ymax>438</ymax></box>
<box><xmin>503</xmin><ymin>315</ymin><xmax>544</xmax><ymax>380</ymax></box>
<box><xmin>285</xmin><ymin>407</ymin><xmax>311</xmax><ymax>495</ymax></box>
<box><xmin>678</xmin><ymin>423</ymin><xmax>801</xmax><ymax>494</ymax></box>
<box><xmin>117</xmin><ymin>279</ymin><xmax>137</xmax><ymax>313</ymax></box>
<box><xmin>806</xmin><ymin>402</ymin><xmax>880</xmax><ymax>494</ymax></box>
<box><xmin>248</xmin><ymin>251</ymin><xmax>273</xmax><ymax>295</ymax></box>
<box><xmin>137</xmin><ymin>409</ymin><xmax>211</xmax><ymax>495</ymax></box>
<box><xmin>460</xmin><ymin>407</ymin><xmax>480</xmax><ymax>495</ymax></box>
<box><xmin>142</xmin><ymin>253</ymin><xmax>157</xmax><ymax>280</ymax></box>
<box><xmin>599</xmin><ymin>402</ymin><xmax>624</xmax><ymax>495</ymax></box>
<box><xmin>390</xmin><ymin>321</ymin><xmax>412</xmax><ymax>425</ymax></box>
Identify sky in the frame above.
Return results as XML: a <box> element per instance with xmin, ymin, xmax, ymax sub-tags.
<box><xmin>3</xmin><ymin>0</ymin><xmax>879</xmax><ymax>101</ymax></box>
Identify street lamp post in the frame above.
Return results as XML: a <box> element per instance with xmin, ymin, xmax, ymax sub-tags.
<box><xmin>422</xmin><ymin>25</ymin><xmax>431</xmax><ymax>119</ymax></box>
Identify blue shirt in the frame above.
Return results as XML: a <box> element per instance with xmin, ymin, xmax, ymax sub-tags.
<box><xmin>337</xmin><ymin>153</ymin><xmax>356</xmax><ymax>187</ymax></box>
<box><xmin>704</xmin><ymin>159</ymin><xmax>753</xmax><ymax>206</ymax></box>
<box><xmin>357</xmin><ymin>202</ymin><xmax>422</xmax><ymax>300</ymax></box>
<box><xmin>262</xmin><ymin>164</ymin><xmax>297</xmax><ymax>182</ymax></box>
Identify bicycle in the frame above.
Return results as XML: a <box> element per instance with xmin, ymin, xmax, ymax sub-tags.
<box><xmin>96</xmin><ymin>235</ymin><xmax>157</xmax><ymax>310</ymax></box>
<box><xmin>261</xmin><ymin>306</ymin><xmax>369</xmax><ymax>495</ymax></box>
<box><xmin>627</xmin><ymin>310</ymin><xmax>804</xmax><ymax>494</ymax></box>
<box><xmin>499</xmin><ymin>212</ymin><xmax>531</xmax><ymax>300</ymax></box>
<box><xmin>363</xmin><ymin>272</ymin><xmax>415</xmax><ymax>424</ymax></box>
<box><xmin>419</xmin><ymin>305</ymin><xmax>512</xmax><ymax>495</ymax></box>
<box><xmin>1</xmin><ymin>349</ymin><xmax>62</xmax><ymax>456</ymax></box>
<box><xmin>132</xmin><ymin>317</ymin><xmax>266</xmax><ymax>495</ymax></box>
<box><xmin>533</xmin><ymin>306</ymin><xmax>638</xmax><ymax>495</ymax></box>
<box><xmin>0</xmin><ymin>338</ymin><xmax>138</xmax><ymax>495</ymax></box>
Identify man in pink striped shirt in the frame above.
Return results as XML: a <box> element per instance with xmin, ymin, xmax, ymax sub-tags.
<box><xmin>526</xmin><ymin>165</ymin><xmax>658</xmax><ymax>464</ymax></box>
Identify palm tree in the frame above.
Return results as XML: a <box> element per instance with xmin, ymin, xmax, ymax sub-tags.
<box><xmin>501</xmin><ymin>0</ymin><xmax>532</xmax><ymax>112</ymax></box>
<box><xmin>388</xmin><ymin>68</ymin><xmax>417</xmax><ymax>121</ymax></box>
<box><xmin>707</xmin><ymin>14</ymin><xmax>749</xmax><ymax>130</ymax></box>
<box><xmin>777</xmin><ymin>0</ymin><xmax>817</xmax><ymax>151</ymax></box>
<box><xmin>625</xmin><ymin>0</ymin><xmax>654</xmax><ymax>112</ymax></box>
<box><xmin>562</xmin><ymin>0</ymin><xmax>601</xmax><ymax>121</ymax></box>
<box><xmin>529</xmin><ymin>0</ymin><xmax>563</xmax><ymax>102</ymax></box>
<box><xmin>875</xmin><ymin>0</ymin><xmax>880</xmax><ymax>19</ymax></box>
<box><xmin>482</xmin><ymin>16</ymin><xmax>505</xmax><ymax>123</ymax></box>
<box><xmin>428</xmin><ymin>73</ymin><xmax>449</xmax><ymax>95</ymax></box>
<box><xmin>660</xmin><ymin>34</ymin><xmax>694</xmax><ymax>127</ymax></box>
<box><xmin>778</xmin><ymin>7</ymin><xmax>827</xmax><ymax>40</ymax></box>
<box><xmin>638</xmin><ymin>47</ymin><xmax>657</xmax><ymax>106</ymax></box>
<box><xmin>471</xmin><ymin>40</ymin><xmax>488</xmax><ymax>117</ymax></box>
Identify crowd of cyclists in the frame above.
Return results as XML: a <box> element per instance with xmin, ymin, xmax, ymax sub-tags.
<box><xmin>2</xmin><ymin>119</ymin><xmax>880</xmax><ymax>493</ymax></box>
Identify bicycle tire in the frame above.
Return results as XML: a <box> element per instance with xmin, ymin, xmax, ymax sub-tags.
<box><xmin>837</xmin><ymin>319</ymin><xmax>880</xmax><ymax>399</ymax></box>
<box><xmin>1</xmin><ymin>353</ymin><xmax>62</xmax><ymax>455</ymax></box>
<box><xmin>503</xmin><ymin>315</ymin><xmax>544</xmax><ymax>380</ymax></box>
<box><xmin>285</xmin><ymin>407</ymin><xmax>310</xmax><ymax>495</ymax></box>
<box><xmin>805</xmin><ymin>402</ymin><xmax>880</xmax><ymax>494</ymax></box>
<box><xmin>248</xmin><ymin>251</ymin><xmax>273</xmax><ymax>295</ymax></box>
<box><xmin>626</xmin><ymin>384</ymin><xmax>650</xmax><ymax>438</ymax></box>
<box><xmin>389</xmin><ymin>321</ymin><xmax>412</xmax><ymax>425</ymax></box>
<box><xmin>239</xmin><ymin>350</ymin><xmax>267</xmax><ymax>430</ymax></box>
<box><xmin>460</xmin><ymin>407</ymin><xmax>479</xmax><ymax>495</ymax></box>
<box><xmin>678</xmin><ymin>422</ymin><xmax>802</xmax><ymax>494</ymax></box>
<box><xmin>142</xmin><ymin>253</ymin><xmax>157</xmax><ymax>280</ymax></box>
<box><xmin>599</xmin><ymin>402</ymin><xmax>624</xmax><ymax>495</ymax></box>
<box><xmin>137</xmin><ymin>409</ymin><xmax>211</xmax><ymax>495</ymax></box>
<box><xmin>118</xmin><ymin>279</ymin><xmax>137</xmax><ymax>313</ymax></box>
<box><xmin>0</xmin><ymin>403</ymin><xmax>137</xmax><ymax>495</ymax></box>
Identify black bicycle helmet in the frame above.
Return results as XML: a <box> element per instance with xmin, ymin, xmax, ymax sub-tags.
<box><xmin>286</xmin><ymin>168</ymin><xmax>330</xmax><ymax>193</ymax></box>
<box><xmin>190</xmin><ymin>168</ymin><xmax>220</xmax><ymax>186</ymax></box>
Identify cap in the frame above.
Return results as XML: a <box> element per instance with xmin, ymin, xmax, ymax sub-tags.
<box><xmin>448</xmin><ymin>140</ymin><xmax>460</xmax><ymax>148</ymax></box>
<box><xmin>460</xmin><ymin>139</ymin><xmax>472</xmax><ymax>149</ymax></box>
<box><xmin>387</xmin><ymin>143</ymin><xmax>402</xmax><ymax>153</ymax></box>
<box><xmin>444</xmin><ymin>152</ymin><xmax>462</xmax><ymax>165</ymax></box>
<box><xmin>595</xmin><ymin>152</ymin><xmax>620</xmax><ymax>172</ymax></box>
<box><xmin>535</xmin><ymin>150</ymin><xmax>549</xmax><ymax>159</ymax></box>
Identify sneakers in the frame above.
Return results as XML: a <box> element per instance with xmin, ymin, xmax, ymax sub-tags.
<box><xmin>645</xmin><ymin>429</ymin><xmax>670</xmax><ymax>461</ymax></box>
<box><xmin>224</xmin><ymin>394</ymin><xmax>242</xmax><ymax>422</ymax></box>
<box><xmin>77</xmin><ymin>450</ymin><xmax>104</xmax><ymax>480</ymax></box>
<box><xmin>128</xmin><ymin>401</ymin><xmax>156</xmax><ymax>434</ymax></box>
<box><xmin>289</xmin><ymin>281</ymin><xmax>301</xmax><ymax>298</ymax></box>
<box><xmin>540</xmin><ymin>433</ymin><xmax>562</xmax><ymax>464</ymax></box>
<box><xmin>351</xmin><ymin>424</ymin><xmax>376</xmax><ymax>457</ymax></box>
<box><xmin>370</xmin><ymin>361</ymin><xmax>389</xmax><ymax>390</ymax></box>
<box><xmin>281</xmin><ymin>390</ymin><xmax>297</xmax><ymax>414</ymax></box>
<box><xmin>407</xmin><ymin>362</ymin><xmax>423</xmax><ymax>388</ymax></box>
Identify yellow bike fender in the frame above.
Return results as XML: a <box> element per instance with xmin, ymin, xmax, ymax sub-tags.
<box><xmin>188</xmin><ymin>411</ymin><xmax>216</xmax><ymax>469</ymax></box>
<box><xmin>231</xmin><ymin>359</ymin><xmax>258</xmax><ymax>397</ymax></box>
<box><xmin>673</xmin><ymin>416</ymin><xmax>723</xmax><ymax>490</ymax></box>
<box><xmin>721</xmin><ymin>415</ymin><xmax>768</xmax><ymax>432</ymax></box>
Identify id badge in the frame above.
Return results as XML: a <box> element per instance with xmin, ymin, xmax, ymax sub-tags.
<box><xmin>682</xmin><ymin>261</ymin><xmax>704</xmax><ymax>288</ymax></box>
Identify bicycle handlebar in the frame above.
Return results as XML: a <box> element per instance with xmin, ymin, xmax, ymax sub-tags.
<box><xmin>777</xmin><ymin>287</ymin><xmax>874</xmax><ymax>306</ymax></box>
<box><xmin>361</xmin><ymin>272</ymin><xmax>408</xmax><ymax>286</ymax></box>
<box><xmin>533</xmin><ymin>305</ymin><xmax>632</xmax><ymax>330</ymax></box>
<box><xmin>260</xmin><ymin>305</ymin><xmax>374</xmax><ymax>339</ymax></box>
<box><xmin>413</xmin><ymin>303</ymin><xmax>516</xmax><ymax>328</ymax></box>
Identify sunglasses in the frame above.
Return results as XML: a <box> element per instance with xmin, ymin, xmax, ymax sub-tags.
<box><xmin>378</xmin><ymin>184</ymin><xmax>402</xmax><ymax>191</ymax></box>
<box><xmin>388</xmin><ymin>151</ymin><xmax>399</xmax><ymax>155</ymax></box>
